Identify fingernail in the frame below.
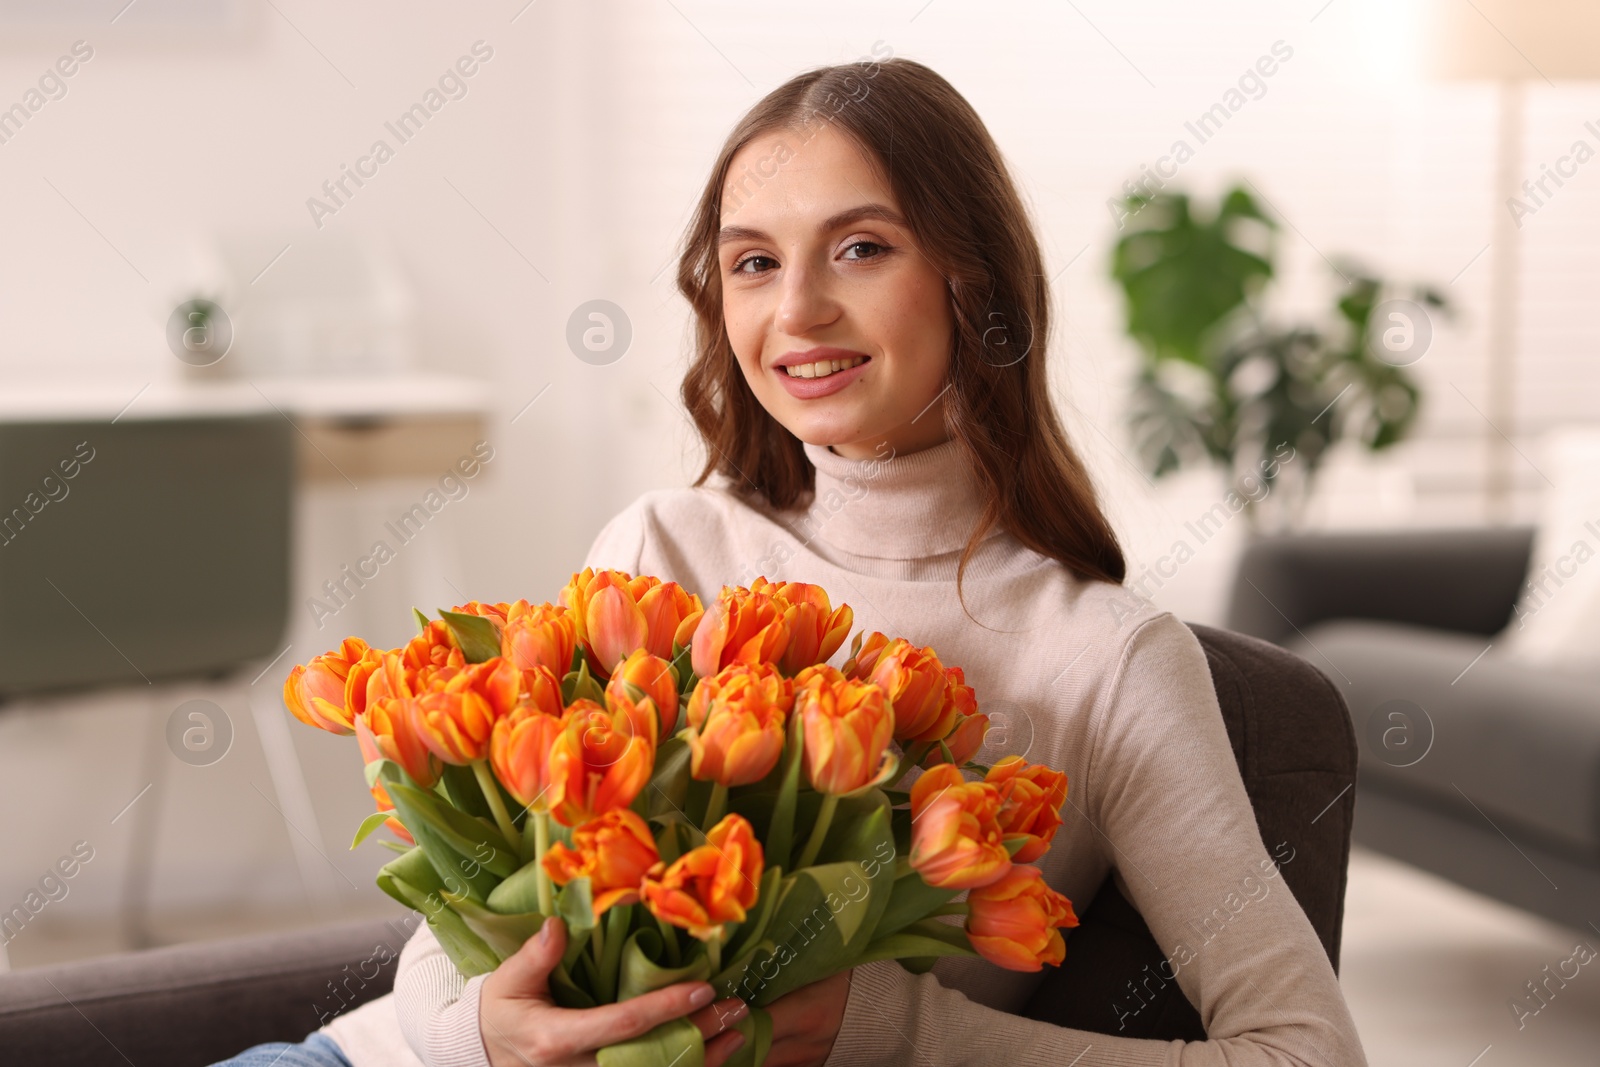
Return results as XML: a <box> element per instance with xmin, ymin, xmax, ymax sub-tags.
<box><xmin>689</xmin><ymin>983</ymin><xmax>715</xmax><ymax>1008</ymax></box>
<box><xmin>727</xmin><ymin>1032</ymin><xmax>746</xmax><ymax>1051</ymax></box>
<box><xmin>538</xmin><ymin>918</ymin><xmax>553</xmax><ymax>945</ymax></box>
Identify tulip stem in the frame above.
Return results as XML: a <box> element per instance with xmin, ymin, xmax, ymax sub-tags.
<box><xmin>795</xmin><ymin>793</ymin><xmax>839</xmax><ymax>869</ymax></box>
<box><xmin>533</xmin><ymin>811</ymin><xmax>554</xmax><ymax>916</ymax></box>
<box><xmin>931</xmin><ymin>902</ymin><xmax>969</xmax><ymax>917</ymax></box>
<box><xmin>590</xmin><ymin>916</ymin><xmax>605</xmax><ymax>983</ymax></box>
<box><xmin>893</xmin><ymin>741</ymin><xmax>934</xmax><ymax>783</ymax></box>
<box><xmin>706</xmin><ymin>933</ymin><xmax>722</xmax><ymax>977</ymax></box>
<box><xmin>703</xmin><ymin>782</ymin><xmax>729</xmax><ymax>830</ymax></box>
<box><xmin>655</xmin><ymin>914</ymin><xmax>682</xmax><ymax>968</ymax></box>
<box><xmin>473</xmin><ymin>760</ymin><xmax>522</xmax><ymax>860</ymax></box>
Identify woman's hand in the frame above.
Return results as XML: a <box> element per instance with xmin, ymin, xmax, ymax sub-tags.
<box><xmin>479</xmin><ymin>915</ymin><xmax>751</xmax><ymax>1067</ymax></box>
<box><xmin>762</xmin><ymin>969</ymin><xmax>853</xmax><ymax>1067</ymax></box>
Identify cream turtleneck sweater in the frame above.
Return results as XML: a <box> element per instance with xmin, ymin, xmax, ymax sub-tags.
<box><xmin>320</xmin><ymin>437</ymin><xmax>1367</xmax><ymax>1067</ymax></box>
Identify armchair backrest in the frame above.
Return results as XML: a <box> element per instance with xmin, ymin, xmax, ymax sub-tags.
<box><xmin>1021</xmin><ymin>622</ymin><xmax>1358</xmax><ymax>1040</ymax></box>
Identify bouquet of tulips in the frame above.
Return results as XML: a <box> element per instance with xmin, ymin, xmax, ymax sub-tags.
<box><xmin>284</xmin><ymin>571</ymin><xmax>1079</xmax><ymax>1067</ymax></box>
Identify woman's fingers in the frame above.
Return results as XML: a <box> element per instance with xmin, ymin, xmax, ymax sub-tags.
<box><xmin>489</xmin><ymin>915</ymin><xmax>567</xmax><ymax>1003</ymax></box>
<box><xmin>552</xmin><ymin>979</ymin><xmax>722</xmax><ymax>1051</ymax></box>
<box><xmin>689</xmin><ymin>997</ymin><xmax>750</xmax><ymax>1041</ymax></box>
<box><xmin>704</xmin><ymin>1026</ymin><xmax>748</xmax><ymax>1067</ymax></box>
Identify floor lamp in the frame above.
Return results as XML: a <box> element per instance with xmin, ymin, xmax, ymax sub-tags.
<box><xmin>1425</xmin><ymin>0</ymin><xmax>1600</xmax><ymax>521</ymax></box>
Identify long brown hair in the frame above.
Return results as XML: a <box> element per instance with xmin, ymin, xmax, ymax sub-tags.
<box><xmin>677</xmin><ymin>56</ymin><xmax>1125</xmax><ymax>599</ymax></box>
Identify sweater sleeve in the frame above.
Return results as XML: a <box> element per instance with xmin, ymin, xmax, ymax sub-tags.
<box><xmin>822</xmin><ymin>611</ymin><xmax>1367</xmax><ymax>1067</ymax></box>
<box><xmin>394</xmin><ymin>921</ymin><xmax>492</xmax><ymax>1067</ymax></box>
<box><xmin>389</xmin><ymin>500</ymin><xmax>653</xmax><ymax>1067</ymax></box>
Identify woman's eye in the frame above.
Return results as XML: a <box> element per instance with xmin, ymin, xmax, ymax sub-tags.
<box><xmin>842</xmin><ymin>240</ymin><xmax>887</xmax><ymax>260</ymax></box>
<box><xmin>731</xmin><ymin>254</ymin><xmax>776</xmax><ymax>274</ymax></box>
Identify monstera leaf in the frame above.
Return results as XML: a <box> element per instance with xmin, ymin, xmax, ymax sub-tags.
<box><xmin>1110</xmin><ymin>187</ymin><xmax>1276</xmax><ymax>365</ymax></box>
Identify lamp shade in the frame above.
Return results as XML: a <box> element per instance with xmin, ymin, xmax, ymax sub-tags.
<box><xmin>1425</xmin><ymin>0</ymin><xmax>1600</xmax><ymax>80</ymax></box>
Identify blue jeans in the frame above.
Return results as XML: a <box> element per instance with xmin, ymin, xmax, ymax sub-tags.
<box><xmin>209</xmin><ymin>1032</ymin><xmax>353</xmax><ymax>1067</ymax></box>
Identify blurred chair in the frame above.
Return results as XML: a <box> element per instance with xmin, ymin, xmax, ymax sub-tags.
<box><xmin>1023</xmin><ymin>622</ymin><xmax>1357</xmax><ymax>1039</ymax></box>
<box><xmin>0</xmin><ymin>414</ymin><xmax>294</xmax><ymax>953</ymax></box>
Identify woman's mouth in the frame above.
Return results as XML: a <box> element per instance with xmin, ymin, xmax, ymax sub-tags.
<box><xmin>781</xmin><ymin>355</ymin><xmax>869</xmax><ymax>379</ymax></box>
<box><xmin>774</xmin><ymin>354</ymin><xmax>871</xmax><ymax>399</ymax></box>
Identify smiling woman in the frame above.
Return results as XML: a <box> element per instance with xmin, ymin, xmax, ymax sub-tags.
<box><xmin>218</xmin><ymin>54</ymin><xmax>1367</xmax><ymax>1067</ymax></box>
<box><xmin>676</xmin><ymin>57</ymin><xmax>1124</xmax><ymax>607</ymax></box>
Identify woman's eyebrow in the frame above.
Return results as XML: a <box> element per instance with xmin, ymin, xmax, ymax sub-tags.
<box><xmin>716</xmin><ymin>203</ymin><xmax>907</xmax><ymax>247</ymax></box>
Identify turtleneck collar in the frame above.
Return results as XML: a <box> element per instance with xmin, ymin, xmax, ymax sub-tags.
<box><xmin>792</xmin><ymin>437</ymin><xmax>993</xmax><ymax>560</ymax></box>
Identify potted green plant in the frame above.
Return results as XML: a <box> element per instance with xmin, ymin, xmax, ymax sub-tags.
<box><xmin>1109</xmin><ymin>184</ymin><xmax>1449</xmax><ymax>530</ymax></box>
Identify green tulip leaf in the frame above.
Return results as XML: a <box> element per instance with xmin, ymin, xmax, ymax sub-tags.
<box><xmin>379</xmin><ymin>768</ymin><xmax>500</xmax><ymax>903</ymax></box>
<box><xmin>375</xmin><ymin>848</ymin><xmax>500</xmax><ymax>976</ymax></box>
<box><xmin>873</xmin><ymin>870</ymin><xmax>962</xmax><ymax>940</ymax></box>
<box><xmin>486</xmin><ymin>858</ymin><xmax>548</xmax><ymax>915</ymax></box>
<box><xmin>446</xmin><ymin>894</ymin><xmax>549</xmax><ymax>962</ymax></box>
<box><xmin>721</xmin><ymin>865</ymin><xmax>783</xmax><ymax>967</ymax></box>
<box><xmin>388</xmin><ymin>780</ymin><xmax>519</xmax><ymax>877</ymax></box>
<box><xmin>853</xmin><ymin>917</ymin><xmax>979</xmax><ymax>968</ymax></box>
<box><xmin>764</xmin><ymin>712</ymin><xmax>806</xmax><ymax>871</ymax></box>
<box><xmin>596</xmin><ymin>1017</ymin><xmax>702</xmax><ymax>1067</ymax></box>
<box><xmin>439</xmin><ymin>763</ymin><xmax>494</xmax><ymax>821</ymax></box>
<box><xmin>721</xmin><ymin>1005</ymin><xmax>773</xmax><ymax>1067</ymax></box>
<box><xmin>350</xmin><ymin>810</ymin><xmax>396</xmax><ymax>851</ymax></box>
<box><xmin>412</xmin><ymin>607</ymin><xmax>432</xmax><ymax>634</ymax></box>
<box><xmin>439</xmin><ymin>609</ymin><xmax>502</xmax><ymax>663</ymax></box>
<box><xmin>617</xmin><ymin>926</ymin><xmax>712</xmax><ymax>1001</ymax></box>
<box><xmin>556</xmin><ymin>876</ymin><xmax>597</xmax><ymax>932</ymax></box>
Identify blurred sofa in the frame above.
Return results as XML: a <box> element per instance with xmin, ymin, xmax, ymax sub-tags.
<box><xmin>1227</xmin><ymin>524</ymin><xmax>1600</xmax><ymax>932</ymax></box>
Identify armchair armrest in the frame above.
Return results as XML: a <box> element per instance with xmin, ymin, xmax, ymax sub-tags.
<box><xmin>1225</xmin><ymin>526</ymin><xmax>1535</xmax><ymax>645</ymax></box>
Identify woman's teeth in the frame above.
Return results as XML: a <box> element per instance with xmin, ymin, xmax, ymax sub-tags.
<box><xmin>783</xmin><ymin>355</ymin><xmax>867</xmax><ymax>379</ymax></box>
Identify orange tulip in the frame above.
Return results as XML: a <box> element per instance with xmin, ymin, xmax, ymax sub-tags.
<box><xmin>489</xmin><ymin>695</ymin><xmax>565</xmax><ymax>813</ymax></box>
<box><xmin>641</xmin><ymin>813</ymin><xmax>763</xmax><ymax>940</ymax></box>
<box><xmin>408</xmin><ymin>658</ymin><xmax>521</xmax><ymax>765</ymax></box>
<box><xmin>748</xmin><ymin>578</ymin><xmax>853</xmax><ymax>675</ymax></box>
<box><xmin>634</xmin><ymin>581</ymin><xmax>705</xmax><ymax>661</ymax></box>
<box><xmin>521</xmin><ymin>663</ymin><xmax>566</xmax><ymax>718</ymax></box>
<box><xmin>921</xmin><ymin>668</ymin><xmax>988</xmax><ymax>767</ymax></box>
<box><xmin>985</xmin><ymin>757</ymin><xmax>1067</xmax><ymax>863</ymax></box>
<box><xmin>358</xmin><ymin>695</ymin><xmax>442</xmax><ymax>790</ymax></box>
<box><xmin>283</xmin><ymin>637</ymin><xmax>373</xmax><ymax>735</ymax></box>
<box><xmin>965</xmin><ymin>865</ymin><xmax>1078</xmax><ymax>971</ymax></box>
<box><xmin>685</xmin><ymin>664</ymin><xmax>791</xmax><ymax>787</ymax></box>
<box><xmin>405</xmin><ymin>619</ymin><xmax>466</xmax><ymax>676</ymax></box>
<box><xmin>561</xmin><ymin>569</ymin><xmax>703</xmax><ymax>675</ymax></box>
<box><xmin>908</xmin><ymin>763</ymin><xmax>1011</xmax><ymax>890</ymax></box>
<box><xmin>546</xmin><ymin>699</ymin><xmax>655</xmax><ymax>827</ymax></box>
<box><xmin>501</xmin><ymin>601</ymin><xmax>578</xmax><ymax>680</ymax></box>
<box><xmin>542</xmin><ymin>808</ymin><xmax>661</xmax><ymax>918</ymax></box>
<box><xmin>607</xmin><ymin>649</ymin><xmax>682</xmax><ymax>736</ymax></box>
<box><xmin>793</xmin><ymin>665</ymin><xmax>897</xmax><ymax>796</ymax></box>
<box><xmin>689</xmin><ymin>585</ymin><xmax>790</xmax><ymax>681</ymax></box>
<box><xmin>844</xmin><ymin>633</ymin><xmax>950</xmax><ymax>741</ymax></box>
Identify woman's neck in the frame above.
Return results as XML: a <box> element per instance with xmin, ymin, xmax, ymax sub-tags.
<box><xmin>795</xmin><ymin>436</ymin><xmax>992</xmax><ymax>559</ymax></box>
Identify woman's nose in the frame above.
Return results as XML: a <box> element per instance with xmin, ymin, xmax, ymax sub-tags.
<box><xmin>774</xmin><ymin>263</ymin><xmax>839</xmax><ymax>336</ymax></box>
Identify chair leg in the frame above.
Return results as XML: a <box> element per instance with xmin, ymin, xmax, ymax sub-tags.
<box><xmin>248</xmin><ymin>679</ymin><xmax>343</xmax><ymax>920</ymax></box>
<box><xmin>119</xmin><ymin>692</ymin><xmax>168</xmax><ymax>950</ymax></box>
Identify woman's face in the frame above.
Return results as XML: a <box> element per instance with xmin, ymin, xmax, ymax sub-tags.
<box><xmin>717</xmin><ymin>124</ymin><xmax>954</xmax><ymax>460</ymax></box>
